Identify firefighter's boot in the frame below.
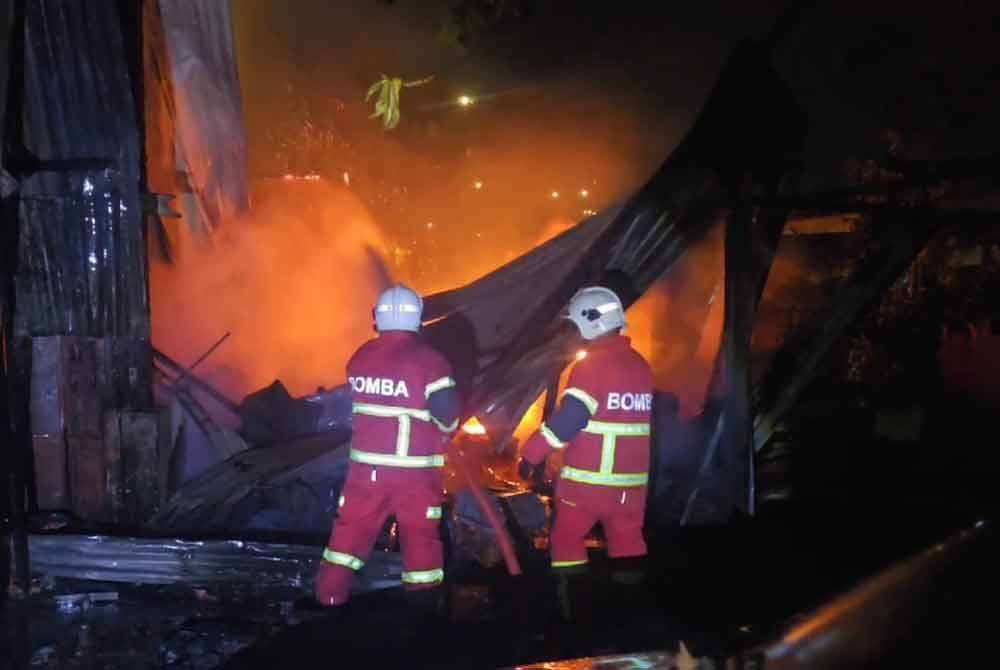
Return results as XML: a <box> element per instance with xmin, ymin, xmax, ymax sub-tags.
<box><xmin>554</xmin><ymin>570</ymin><xmax>600</xmax><ymax>657</ymax></box>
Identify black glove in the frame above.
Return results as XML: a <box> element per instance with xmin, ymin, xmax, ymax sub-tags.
<box><xmin>518</xmin><ymin>458</ymin><xmax>542</xmax><ymax>484</ymax></box>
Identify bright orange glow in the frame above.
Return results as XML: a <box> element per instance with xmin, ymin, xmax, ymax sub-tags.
<box><xmin>575</xmin><ymin>350</ymin><xmax>587</xmax><ymax>361</ymax></box>
<box><xmin>150</xmin><ymin>179</ymin><xmax>387</xmax><ymax>401</ymax></box>
<box><xmin>550</xmin><ymin>190</ymin><xmax>560</xmax><ymax>199</ymax></box>
<box><xmin>579</xmin><ymin>188</ymin><xmax>589</xmax><ymax>198</ymax></box>
<box><xmin>512</xmin><ymin>392</ymin><xmax>546</xmax><ymax>445</ymax></box>
<box><xmin>473</xmin><ymin>180</ymin><xmax>484</xmax><ymax>190</ymax></box>
<box><xmin>461</xmin><ymin>417</ymin><xmax>487</xmax><ymax>435</ymax></box>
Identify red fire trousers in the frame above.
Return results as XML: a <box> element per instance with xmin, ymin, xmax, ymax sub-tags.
<box><xmin>316</xmin><ymin>463</ymin><xmax>444</xmax><ymax>605</ymax></box>
<box><xmin>550</xmin><ymin>478</ymin><xmax>647</xmax><ymax>568</ymax></box>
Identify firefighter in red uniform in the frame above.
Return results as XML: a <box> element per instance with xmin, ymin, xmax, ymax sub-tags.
<box><xmin>315</xmin><ymin>284</ymin><xmax>459</xmax><ymax>611</ymax></box>
<box><xmin>518</xmin><ymin>285</ymin><xmax>653</xmax><ymax>626</ymax></box>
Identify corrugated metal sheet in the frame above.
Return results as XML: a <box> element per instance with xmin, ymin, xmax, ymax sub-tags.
<box><xmin>28</xmin><ymin>533</ymin><xmax>403</xmax><ymax>592</ymax></box>
<box><xmin>13</xmin><ymin>0</ymin><xmax>148</xmax><ymax>338</ymax></box>
<box><xmin>146</xmin><ymin>0</ymin><xmax>249</xmax><ymax>233</ymax></box>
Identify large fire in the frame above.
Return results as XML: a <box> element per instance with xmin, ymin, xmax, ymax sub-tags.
<box><xmin>150</xmin><ymin>178</ymin><xmax>389</xmax><ymax>402</ymax></box>
<box><xmin>150</xmin><ymin>175</ymin><xmax>729</xmax><ymax>454</ymax></box>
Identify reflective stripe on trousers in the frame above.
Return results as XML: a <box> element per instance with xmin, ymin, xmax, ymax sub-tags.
<box><xmin>323</xmin><ymin>548</ymin><xmax>365</xmax><ymax>571</ymax></box>
<box><xmin>402</xmin><ymin>568</ymin><xmax>444</xmax><ymax>585</ymax></box>
<box><xmin>560</xmin><ymin>419</ymin><xmax>649</xmax><ymax>487</ymax></box>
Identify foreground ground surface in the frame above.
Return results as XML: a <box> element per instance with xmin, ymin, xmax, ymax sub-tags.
<box><xmin>3</xmin><ymin>495</ymin><xmax>995</xmax><ymax>669</ymax></box>
<box><xmin>221</xmin><ymin>496</ymin><xmax>995</xmax><ymax>669</ymax></box>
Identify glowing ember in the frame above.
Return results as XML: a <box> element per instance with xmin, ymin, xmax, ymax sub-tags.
<box><xmin>575</xmin><ymin>349</ymin><xmax>587</xmax><ymax>361</ymax></box>
<box><xmin>457</xmin><ymin>94</ymin><xmax>475</xmax><ymax>107</ymax></box>
<box><xmin>462</xmin><ymin>417</ymin><xmax>487</xmax><ymax>435</ymax></box>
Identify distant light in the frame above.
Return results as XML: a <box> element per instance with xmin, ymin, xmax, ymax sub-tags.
<box><xmin>579</xmin><ymin>189</ymin><xmax>589</xmax><ymax>198</ymax></box>
<box><xmin>426</xmin><ymin>221</ymin><xmax>434</xmax><ymax>229</ymax></box>
<box><xmin>83</xmin><ymin>178</ymin><xmax>94</xmax><ymax>195</ymax></box>
<box><xmin>283</xmin><ymin>174</ymin><xmax>294</xmax><ymax>180</ymax></box>
<box><xmin>305</xmin><ymin>173</ymin><xmax>320</xmax><ymax>181</ymax></box>
<box><xmin>473</xmin><ymin>180</ymin><xmax>484</xmax><ymax>190</ymax></box>
<box><xmin>582</xmin><ymin>209</ymin><xmax>597</xmax><ymax>216</ymax></box>
<box><xmin>343</xmin><ymin>172</ymin><xmax>351</xmax><ymax>186</ymax></box>
<box><xmin>457</xmin><ymin>94</ymin><xmax>475</xmax><ymax>107</ymax></box>
<box><xmin>551</xmin><ymin>191</ymin><xmax>560</xmax><ymax>199</ymax></box>
<box><xmin>462</xmin><ymin>417</ymin><xmax>487</xmax><ymax>435</ymax></box>
<box><xmin>575</xmin><ymin>350</ymin><xmax>587</xmax><ymax>361</ymax></box>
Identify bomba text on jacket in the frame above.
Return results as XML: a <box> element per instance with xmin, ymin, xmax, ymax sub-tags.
<box><xmin>349</xmin><ymin>376</ymin><xmax>410</xmax><ymax>398</ymax></box>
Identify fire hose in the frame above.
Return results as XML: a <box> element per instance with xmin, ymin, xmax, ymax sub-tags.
<box><xmin>448</xmin><ymin>443</ymin><xmax>523</xmax><ymax>576</ymax></box>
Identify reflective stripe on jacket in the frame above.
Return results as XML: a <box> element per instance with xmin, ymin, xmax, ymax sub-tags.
<box><xmin>347</xmin><ymin>331</ymin><xmax>456</xmax><ymax>468</ymax></box>
<box><xmin>522</xmin><ymin>334</ymin><xmax>653</xmax><ymax>487</ymax></box>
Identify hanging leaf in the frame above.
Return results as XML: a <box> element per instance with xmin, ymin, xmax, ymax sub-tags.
<box><xmin>366</xmin><ymin>74</ymin><xmax>434</xmax><ymax>130</ymax></box>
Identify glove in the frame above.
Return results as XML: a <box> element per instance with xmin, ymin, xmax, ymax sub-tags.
<box><xmin>518</xmin><ymin>458</ymin><xmax>544</xmax><ymax>486</ymax></box>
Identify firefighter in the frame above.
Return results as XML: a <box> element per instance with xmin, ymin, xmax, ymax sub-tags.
<box><xmin>316</xmin><ymin>284</ymin><xmax>459</xmax><ymax>613</ymax></box>
<box><xmin>518</xmin><ymin>285</ymin><xmax>653</xmax><ymax>629</ymax></box>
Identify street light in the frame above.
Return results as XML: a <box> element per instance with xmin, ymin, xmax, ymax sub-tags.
<box><xmin>457</xmin><ymin>94</ymin><xmax>475</xmax><ymax>107</ymax></box>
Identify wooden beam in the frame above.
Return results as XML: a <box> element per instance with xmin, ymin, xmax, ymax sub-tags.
<box><xmin>719</xmin><ymin>208</ymin><xmax>755</xmax><ymax>515</ymax></box>
<box><xmin>683</xmin><ymin>205</ymin><xmax>787</xmax><ymax>522</ymax></box>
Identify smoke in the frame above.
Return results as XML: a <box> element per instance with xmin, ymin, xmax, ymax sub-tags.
<box><xmin>150</xmin><ymin>179</ymin><xmax>388</xmax><ymax>400</ymax></box>
<box><xmin>148</xmin><ymin>1</ymin><xmax>737</xmax><ymax>406</ymax></box>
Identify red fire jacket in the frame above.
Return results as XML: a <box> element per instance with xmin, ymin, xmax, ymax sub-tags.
<box><xmin>522</xmin><ymin>334</ymin><xmax>653</xmax><ymax>487</ymax></box>
<box><xmin>347</xmin><ymin>331</ymin><xmax>458</xmax><ymax>467</ymax></box>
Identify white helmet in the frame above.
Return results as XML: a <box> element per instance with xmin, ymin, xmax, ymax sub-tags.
<box><xmin>374</xmin><ymin>284</ymin><xmax>423</xmax><ymax>332</ymax></box>
<box><xmin>566</xmin><ymin>286</ymin><xmax>625</xmax><ymax>341</ymax></box>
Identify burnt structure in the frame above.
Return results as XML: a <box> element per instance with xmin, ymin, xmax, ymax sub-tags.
<box><xmin>1</xmin><ymin>0</ymin><xmax>249</xmax><ymax>593</ymax></box>
<box><xmin>0</xmin><ymin>0</ymin><xmax>997</xmax><ymax>634</ymax></box>
<box><xmin>1</xmin><ymin>2</ymin><xmax>154</xmax><ymax>601</ymax></box>
<box><xmin>0</xmin><ymin>2</ymin><xmax>998</xmax><ymax>668</ymax></box>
